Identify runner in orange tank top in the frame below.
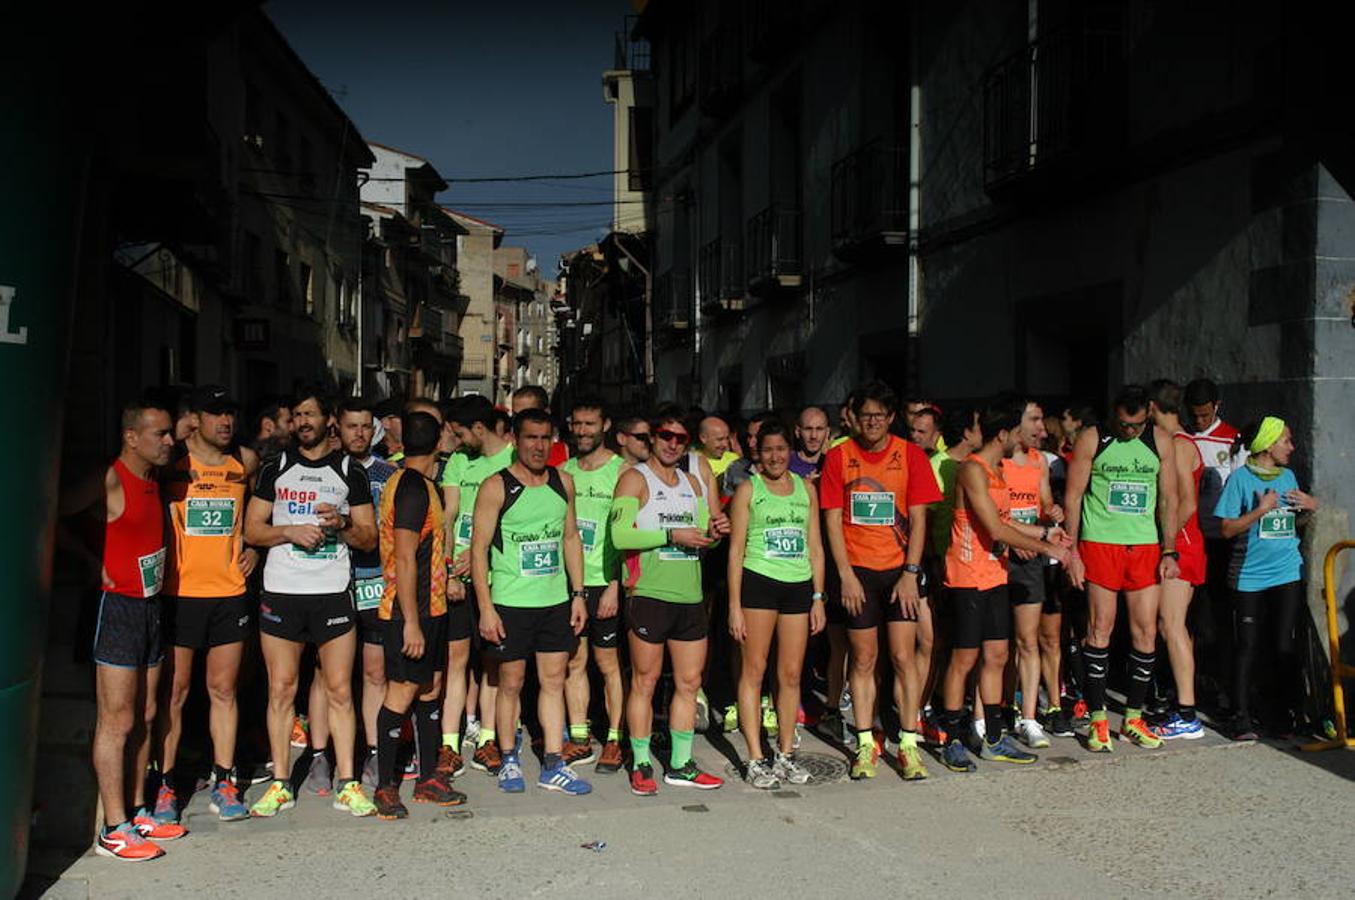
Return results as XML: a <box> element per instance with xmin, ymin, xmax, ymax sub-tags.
<box><xmin>156</xmin><ymin>386</ymin><xmax>260</xmax><ymax>825</ymax></box>
<box><xmin>937</xmin><ymin>398</ymin><xmax>1071</xmax><ymax>773</ymax></box>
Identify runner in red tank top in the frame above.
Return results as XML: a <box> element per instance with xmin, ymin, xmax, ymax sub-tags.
<box><xmin>62</xmin><ymin>399</ymin><xmax>180</xmax><ymax>860</ymax></box>
<box><xmin>1148</xmin><ymin>381</ymin><xmax>1207</xmax><ymax>739</ymax></box>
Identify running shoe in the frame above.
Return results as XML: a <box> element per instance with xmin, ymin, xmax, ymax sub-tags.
<box><xmin>361</xmin><ymin>750</ymin><xmax>379</xmax><ymax>790</ymax></box>
<box><xmin>850</xmin><ymin>744</ymin><xmax>878</xmax><ymax>780</ymax></box>
<box><xmin>722</xmin><ymin>704</ymin><xmax>739</xmax><ymax>733</ymax></box>
<box><xmin>334</xmin><ymin>780</ymin><xmax>376</xmax><ymax>817</ymax></box>
<box><xmin>208</xmin><ymin>779</ymin><xmax>250</xmax><ymax>822</ymax></box>
<box><xmin>817</xmin><ymin>710</ymin><xmax>844</xmax><ymax>742</ymax></box>
<box><xmin>245</xmin><ymin>760</ymin><xmax>275</xmax><ymax>786</ymax></box>
<box><xmin>472</xmin><ymin>739</ymin><xmax>503</xmax><ymax>775</ymax></box>
<box><xmin>249</xmin><ymin>780</ymin><xmax>295</xmax><ymax>818</ymax></box>
<box><xmin>302</xmin><ymin>752</ymin><xmax>332</xmax><ymax>795</ymax></box>
<box><xmin>762</xmin><ymin>697</ymin><xmax>779</xmax><ymax>738</ymax></box>
<box><xmin>630</xmin><ymin>763</ymin><xmax>658</xmax><ymax>796</ymax></box>
<box><xmin>695</xmin><ymin>689</ymin><xmax>710</xmax><ymax>732</ymax></box>
<box><xmin>463</xmin><ymin>718</ymin><xmax>481</xmax><ymax>750</ymax></box>
<box><xmin>413</xmin><ymin>775</ymin><xmax>467</xmax><ymax>806</ymax></box>
<box><xmin>539</xmin><ymin>762</ymin><xmax>592</xmax><ymax>796</ymax></box>
<box><xmin>1121</xmin><ymin>717</ymin><xmax>1164</xmax><ymax>749</ymax></box>
<box><xmin>1086</xmin><ymin>714</ymin><xmax>1114</xmax><ymax>753</ymax></box>
<box><xmin>941</xmin><ymin>739</ymin><xmax>976</xmax><ymax>773</ymax></box>
<box><xmin>151</xmin><ymin>783</ymin><xmax>178</xmax><ymax>826</ymax></box>
<box><xmin>745</xmin><ymin>758</ymin><xmax>779</xmax><ymax>789</ymax></box>
<box><xmin>897</xmin><ymin>744</ymin><xmax>929</xmax><ymax>781</ymax></box>
<box><xmin>96</xmin><ymin>823</ymin><xmax>164</xmax><ymax>862</ymax></box>
<box><xmin>1071</xmin><ymin>698</ymin><xmax>1090</xmax><ymax>724</ymax></box>
<box><xmin>132</xmin><ymin>811</ymin><xmax>187</xmax><ymax>841</ymax></box>
<box><xmin>596</xmin><ymin>740</ymin><xmax>623</xmax><ymax>774</ymax></box>
<box><xmin>498</xmin><ymin>756</ymin><xmax>526</xmax><ymax>793</ymax></box>
<box><xmin>921</xmin><ymin>716</ymin><xmax>948</xmax><ymax>747</ymax></box>
<box><xmin>1043</xmin><ymin>706</ymin><xmax>1075</xmax><ymax>738</ymax></box>
<box><xmin>1152</xmin><ymin>712</ymin><xmax>1205</xmax><ymax>741</ymax></box>
<box><xmin>562</xmin><ymin>738</ymin><xmax>597</xmax><ymax>766</ymax></box>
<box><xmin>1228</xmin><ymin>714</ymin><xmax>1259</xmax><ymax>742</ymax></box>
<box><xmin>374</xmin><ymin>785</ymin><xmax>407</xmax><ymax>820</ymax></box>
<box><xmin>436</xmin><ymin>745</ymin><xmax>466</xmax><ymax>779</ymax></box>
<box><xmin>664</xmin><ymin>760</ymin><xmax>724</xmax><ymax>789</ymax></box>
<box><xmin>1016</xmin><ymin>718</ymin><xmax>1052</xmax><ymax>749</ymax></box>
<box><xmin>773</xmin><ymin>751</ymin><xmax>813</xmax><ymax>785</ymax></box>
<box><xmin>981</xmin><ymin>734</ymin><xmax>1038</xmax><ymax>764</ymax></box>
<box><xmin>289</xmin><ymin>714</ymin><xmax>309</xmax><ymax>748</ymax></box>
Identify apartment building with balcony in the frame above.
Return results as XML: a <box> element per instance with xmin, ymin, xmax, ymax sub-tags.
<box><xmin>637</xmin><ymin>0</ymin><xmax>912</xmax><ymax>413</ymax></box>
<box><xmin>443</xmin><ymin>207</ymin><xmax>504</xmax><ymax>398</ymax></box>
<box><xmin>494</xmin><ymin>246</ymin><xmax>557</xmax><ymax>403</ymax></box>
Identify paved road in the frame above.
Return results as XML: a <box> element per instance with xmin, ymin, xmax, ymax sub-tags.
<box><xmin>28</xmin><ymin>724</ymin><xmax>1355</xmax><ymax>899</ymax></box>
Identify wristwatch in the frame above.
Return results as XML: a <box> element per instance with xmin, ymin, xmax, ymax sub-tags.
<box><xmin>811</xmin><ymin>592</ymin><xmax>825</xmax><ymax>602</ymax></box>
<box><xmin>1161</xmin><ymin>550</ymin><xmax>1180</xmax><ymax>560</ymax></box>
<box><xmin>571</xmin><ymin>588</ymin><xmax>587</xmax><ymax>600</ymax></box>
<box><xmin>902</xmin><ymin>563</ymin><xmax>923</xmax><ymax>576</ymax></box>
<box><xmin>1040</xmin><ymin>525</ymin><xmax>1051</xmax><ymax>542</ymax></box>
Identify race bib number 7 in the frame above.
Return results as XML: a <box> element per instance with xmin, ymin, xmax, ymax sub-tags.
<box><xmin>850</xmin><ymin>491</ymin><xmax>895</xmax><ymax>526</ymax></box>
<box><xmin>1107</xmin><ymin>481</ymin><xmax>1150</xmax><ymax>515</ymax></box>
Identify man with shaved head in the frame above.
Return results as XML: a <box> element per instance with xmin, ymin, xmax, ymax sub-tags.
<box><xmin>697</xmin><ymin>416</ymin><xmax>740</xmax><ymax>479</ymax></box>
<box><xmin>791</xmin><ymin>406</ymin><xmax>830</xmax><ymax>481</ymax></box>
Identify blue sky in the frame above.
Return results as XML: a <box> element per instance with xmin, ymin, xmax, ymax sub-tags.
<box><xmin>267</xmin><ymin>0</ymin><xmax>629</xmax><ymax>274</ymax></box>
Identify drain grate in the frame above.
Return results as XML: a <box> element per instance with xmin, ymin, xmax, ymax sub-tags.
<box><xmin>722</xmin><ymin>751</ymin><xmax>848</xmax><ymax>786</ymax></box>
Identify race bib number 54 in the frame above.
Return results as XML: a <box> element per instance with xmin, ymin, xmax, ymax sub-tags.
<box><xmin>519</xmin><ymin>540</ymin><xmax>561</xmax><ymax>576</ymax></box>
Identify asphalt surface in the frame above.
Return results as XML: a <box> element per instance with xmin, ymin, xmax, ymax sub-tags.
<box><xmin>27</xmin><ymin>720</ymin><xmax>1355</xmax><ymax>899</ymax></box>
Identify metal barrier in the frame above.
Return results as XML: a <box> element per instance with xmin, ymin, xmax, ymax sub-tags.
<box><xmin>1301</xmin><ymin>540</ymin><xmax>1355</xmax><ymax>751</ymax></box>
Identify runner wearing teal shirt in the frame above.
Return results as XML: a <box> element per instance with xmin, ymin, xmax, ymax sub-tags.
<box><xmin>443</xmin><ymin>396</ymin><xmax>516</xmax><ymax>775</ymax></box>
<box><xmin>1216</xmin><ymin>417</ymin><xmax>1321</xmax><ymax>739</ymax></box>
<box><xmin>612</xmin><ymin>408</ymin><xmax>730</xmax><ymax>795</ymax></box>
<box><xmin>727</xmin><ymin>421</ymin><xmax>825</xmax><ymax>789</ymax></box>
<box><xmin>559</xmin><ymin>399</ymin><xmax>626</xmax><ymax>773</ymax></box>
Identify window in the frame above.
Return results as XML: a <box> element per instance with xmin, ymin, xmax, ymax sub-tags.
<box><xmin>537</xmin><ymin>336</ymin><xmax>543</xmax><ymax>353</ymax></box>
<box><xmin>300</xmin><ymin>262</ymin><xmax>314</xmax><ymax>316</ymax></box>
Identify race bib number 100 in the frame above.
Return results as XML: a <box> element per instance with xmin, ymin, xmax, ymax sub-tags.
<box><xmin>354</xmin><ymin>575</ymin><xmax>385</xmax><ymax>611</ymax></box>
<box><xmin>850</xmin><ymin>491</ymin><xmax>895</xmax><ymax>526</ymax></box>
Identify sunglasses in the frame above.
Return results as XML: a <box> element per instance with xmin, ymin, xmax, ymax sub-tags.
<box><xmin>1118</xmin><ymin>419</ymin><xmax>1148</xmax><ymax>430</ymax></box>
<box><xmin>621</xmin><ymin>430</ymin><xmax>653</xmax><ymax>442</ymax></box>
<box><xmin>654</xmin><ymin>429</ymin><xmax>690</xmax><ymax>444</ymax></box>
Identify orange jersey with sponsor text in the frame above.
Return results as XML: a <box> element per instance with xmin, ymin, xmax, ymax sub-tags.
<box><xmin>163</xmin><ymin>446</ymin><xmax>249</xmax><ymax>597</ymax></box>
<box><xmin>946</xmin><ymin>454</ymin><xmax>1011</xmax><ymax>590</ymax></box>
<box><xmin>1000</xmin><ymin>448</ymin><xmax>1044</xmax><ymax>528</ymax></box>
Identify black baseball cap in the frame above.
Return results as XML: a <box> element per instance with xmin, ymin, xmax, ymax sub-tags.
<box><xmin>189</xmin><ymin>385</ymin><xmax>239</xmax><ymax>414</ymax></box>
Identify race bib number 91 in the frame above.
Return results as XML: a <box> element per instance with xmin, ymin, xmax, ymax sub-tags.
<box><xmin>850</xmin><ymin>491</ymin><xmax>895</xmax><ymax>526</ymax></box>
<box><xmin>1259</xmin><ymin>508</ymin><xmax>1296</xmax><ymax>540</ymax></box>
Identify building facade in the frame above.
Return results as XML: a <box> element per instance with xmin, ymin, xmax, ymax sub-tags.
<box><xmin>444</xmin><ymin>208</ymin><xmax>504</xmax><ymax>398</ymax></box>
<box><xmin>494</xmin><ymin>246</ymin><xmax>558</xmax><ymax>403</ymax></box>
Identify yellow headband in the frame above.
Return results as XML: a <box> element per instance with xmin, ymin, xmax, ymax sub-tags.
<box><xmin>1250</xmin><ymin>416</ymin><xmax>1285</xmax><ymax>455</ymax></box>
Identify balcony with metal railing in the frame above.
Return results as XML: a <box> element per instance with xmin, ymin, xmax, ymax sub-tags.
<box><xmin>831</xmin><ymin>141</ymin><xmax>908</xmax><ymax>260</ymax></box>
<box><xmin>652</xmin><ymin>268</ymin><xmax>694</xmax><ymax>344</ymax></box>
<box><xmin>745</xmin><ymin>206</ymin><xmax>803</xmax><ymax>297</ymax></box>
<box><xmin>698</xmin><ymin>237</ymin><xmax>746</xmax><ymax>318</ymax></box>
<box><xmin>460</xmin><ymin>354</ymin><xmax>489</xmax><ymax>380</ymax></box>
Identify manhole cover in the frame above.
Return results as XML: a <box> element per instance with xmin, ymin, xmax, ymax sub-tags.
<box><xmin>722</xmin><ymin>752</ymin><xmax>848</xmax><ymax>786</ymax></box>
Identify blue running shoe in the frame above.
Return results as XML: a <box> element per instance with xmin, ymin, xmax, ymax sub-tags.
<box><xmin>538</xmin><ymin>762</ymin><xmax>592</xmax><ymax>796</ymax></box>
<box><xmin>980</xmin><ymin>734</ymin><xmax>1038</xmax><ymax>764</ymax></box>
<box><xmin>1153</xmin><ymin>713</ymin><xmax>1205</xmax><ymax>741</ymax></box>
<box><xmin>498</xmin><ymin>755</ymin><xmax>526</xmax><ymax>793</ymax></box>
<box><xmin>208</xmin><ymin>779</ymin><xmax>250</xmax><ymax>822</ymax></box>
<box><xmin>941</xmin><ymin>739</ymin><xmax>976</xmax><ymax>773</ymax></box>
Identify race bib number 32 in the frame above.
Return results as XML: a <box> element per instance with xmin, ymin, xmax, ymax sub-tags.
<box><xmin>850</xmin><ymin>491</ymin><xmax>895</xmax><ymax>526</ymax></box>
<box><xmin>1107</xmin><ymin>481</ymin><xmax>1150</xmax><ymax>515</ymax></box>
<box><xmin>185</xmin><ymin>497</ymin><xmax>237</xmax><ymax>536</ymax></box>
<box><xmin>519</xmin><ymin>540</ymin><xmax>561</xmax><ymax>577</ymax></box>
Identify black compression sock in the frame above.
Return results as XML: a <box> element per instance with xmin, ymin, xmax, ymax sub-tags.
<box><xmin>1178</xmin><ymin>705</ymin><xmax>1197</xmax><ymax>722</ymax></box>
<box><xmin>377</xmin><ymin>706</ymin><xmax>405</xmax><ymax>788</ymax></box>
<box><xmin>1126</xmin><ymin>651</ymin><xmax>1156</xmax><ymax>711</ymax></box>
<box><xmin>211</xmin><ymin>764</ymin><xmax>232</xmax><ymax>784</ymax></box>
<box><xmin>1083</xmin><ymin>644</ymin><xmax>1110</xmax><ymax>713</ymax></box>
<box><xmin>413</xmin><ymin>698</ymin><xmax>442</xmax><ymax>781</ymax></box>
<box><xmin>983</xmin><ymin>704</ymin><xmax>1005</xmax><ymax>741</ymax></box>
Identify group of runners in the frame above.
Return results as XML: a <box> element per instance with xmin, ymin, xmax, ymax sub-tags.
<box><xmin>75</xmin><ymin>375</ymin><xmax>1320</xmax><ymax>861</ymax></box>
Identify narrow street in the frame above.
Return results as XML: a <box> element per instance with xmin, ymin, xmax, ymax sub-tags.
<box><xmin>32</xmin><ymin>726</ymin><xmax>1354</xmax><ymax>899</ymax></box>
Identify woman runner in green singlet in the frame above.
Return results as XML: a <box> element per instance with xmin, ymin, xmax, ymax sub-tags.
<box><xmin>727</xmin><ymin>421</ymin><xmax>826</xmax><ymax>788</ymax></box>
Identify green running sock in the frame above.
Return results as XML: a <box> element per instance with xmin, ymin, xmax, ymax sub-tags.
<box><xmin>1124</xmin><ymin>707</ymin><xmax>1142</xmax><ymax>722</ymax></box>
<box><xmin>857</xmin><ymin>729</ymin><xmax>876</xmax><ymax>750</ymax></box>
<box><xmin>670</xmin><ymin>728</ymin><xmax>694</xmax><ymax>768</ymax></box>
<box><xmin>569</xmin><ymin>723</ymin><xmax>589</xmax><ymax>742</ymax></box>
<box><xmin>477</xmin><ymin>728</ymin><xmax>496</xmax><ymax>748</ymax></box>
<box><xmin>607</xmin><ymin>726</ymin><xmax>621</xmax><ymax>743</ymax></box>
<box><xmin>630</xmin><ymin>735</ymin><xmax>652</xmax><ymax>766</ymax></box>
<box><xmin>898</xmin><ymin>730</ymin><xmax>918</xmax><ymax>749</ymax></box>
<box><xmin>442</xmin><ymin>732</ymin><xmax>461</xmax><ymax>753</ymax></box>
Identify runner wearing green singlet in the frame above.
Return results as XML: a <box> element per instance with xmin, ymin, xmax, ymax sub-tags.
<box><xmin>442</xmin><ymin>396</ymin><xmax>515</xmax><ymax>775</ymax></box>
<box><xmin>727</xmin><ymin>421</ymin><xmax>826</xmax><ymax>789</ymax></box>
<box><xmin>613</xmin><ymin>410</ymin><xmax>731</xmax><ymax>795</ymax></box>
<box><xmin>560</xmin><ymin>398</ymin><xmax>626</xmax><ymax>772</ymax></box>
<box><xmin>472</xmin><ymin>409</ymin><xmax>590</xmax><ymax>796</ymax></box>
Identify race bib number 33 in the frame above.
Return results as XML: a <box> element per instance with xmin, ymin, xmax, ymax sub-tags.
<box><xmin>519</xmin><ymin>540</ymin><xmax>561</xmax><ymax>577</ymax></box>
<box><xmin>1107</xmin><ymin>481</ymin><xmax>1150</xmax><ymax>515</ymax></box>
<box><xmin>850</xmin><ymin>491</ymin><xmax>895</xmax><ymax>526</ymax></box>
<box><xmin>185</xmin><ymin>497</ymin><xmax>237</xmax><ymax>536</ymax></box>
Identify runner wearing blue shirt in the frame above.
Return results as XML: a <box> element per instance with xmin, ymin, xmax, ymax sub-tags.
<box><xmin>1215</xmin><ymin>417</ymin><xmax>1320</xmax><ymax>740</ymax></box>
